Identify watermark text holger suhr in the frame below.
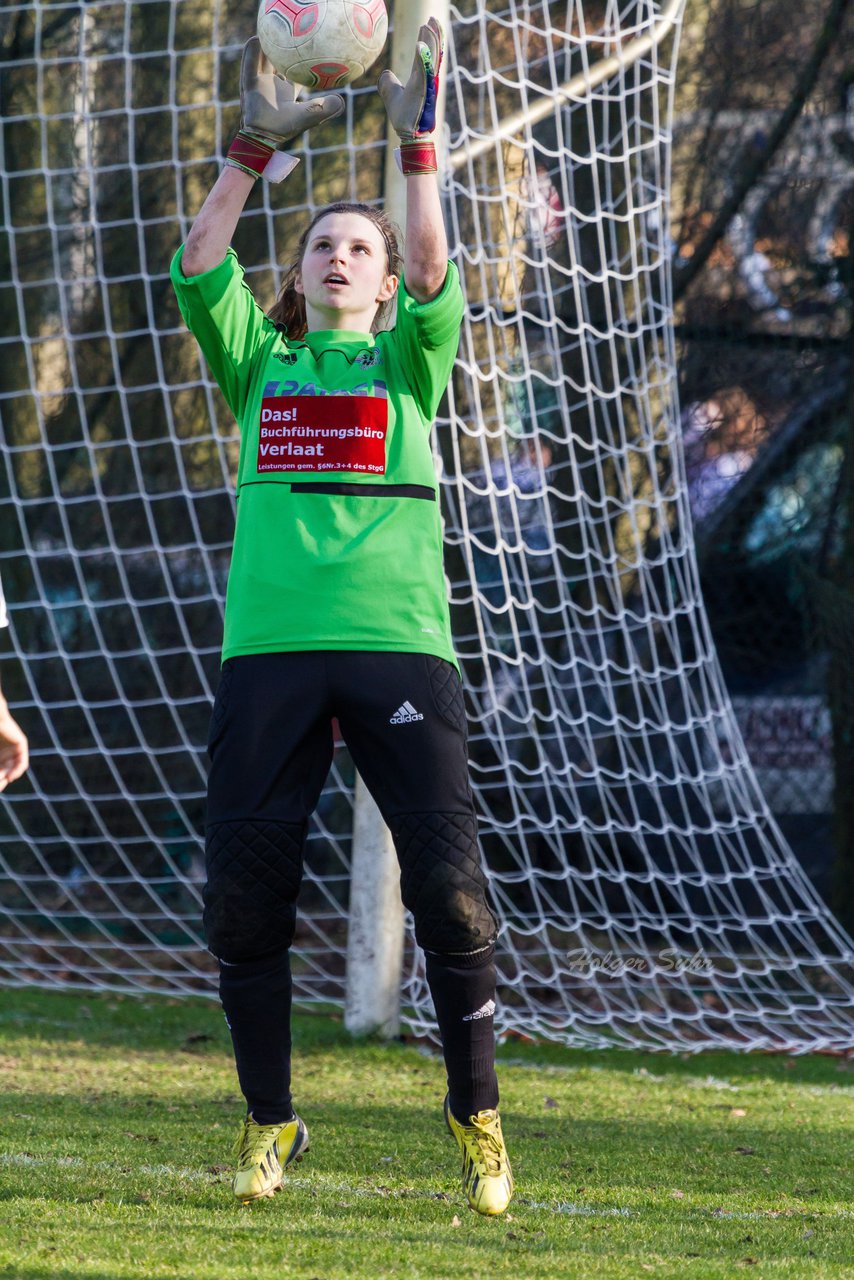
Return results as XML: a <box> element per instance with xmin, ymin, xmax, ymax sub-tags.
<box><xmin>565</xmin><ymin>949</ymin><xmax>714</xmax><ymax>976</ymax></box>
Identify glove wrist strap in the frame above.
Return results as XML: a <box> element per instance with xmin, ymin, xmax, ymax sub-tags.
<box><xmin>226</xmin><ymin>130</ymin><xmax>274</xmax><ymax>178</ymax></box>
<box><xmin>226</xmin><ymin>131</ymin><xmax>300</xmax><ymax>183</ymax></box>
<box><xmin>396</xmin><ymin>138</ymin><xmax>438</xmax><ymax>176</ymax></box>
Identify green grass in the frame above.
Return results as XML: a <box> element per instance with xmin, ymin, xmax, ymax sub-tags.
<box><xmin>0</xmin><ymin>988</ymin><xmax>852</xmax><ymax>1279</ymax></box>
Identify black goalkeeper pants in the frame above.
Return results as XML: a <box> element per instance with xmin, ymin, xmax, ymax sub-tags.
<box><xmin>203</xmin><ymin>650</ymin><xmax>500</xmax><ymax>1125</ymax></box>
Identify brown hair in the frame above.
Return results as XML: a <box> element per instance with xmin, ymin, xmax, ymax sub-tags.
<box><xmin>269</xmin><ymin>201</ymin><xmax>403</xmax><ymax>341</ymax></box>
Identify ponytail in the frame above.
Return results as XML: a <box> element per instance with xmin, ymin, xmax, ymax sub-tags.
<box><xmin>270</xmin><ymin>261</ymin><xmax>307</xmax><ymax>340</ymax></box>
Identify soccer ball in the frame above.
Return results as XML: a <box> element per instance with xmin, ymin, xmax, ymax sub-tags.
<box><xmin>257</xmin><ymin>0</ymin><xmax>389</xmax><ymax>90</ymax></box>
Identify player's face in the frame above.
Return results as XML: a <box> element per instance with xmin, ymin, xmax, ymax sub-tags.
<box><xmin>295</xmin><ymin>212</ymin><xmax>398</xmax><ymax>330</ymax></box>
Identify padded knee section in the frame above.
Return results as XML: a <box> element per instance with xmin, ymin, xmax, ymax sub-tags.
<box><xmin>391</xmin><ymin>811</ymin><xmax>498</xmax><ymax>954</ymax></box>
<box><xmin>203</xmin><ymin>818</ymin><xmax>306</xmax><ymax>963</ymax></box>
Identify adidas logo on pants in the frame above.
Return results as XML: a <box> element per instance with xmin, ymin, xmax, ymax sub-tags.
<box><xmin>389</xmin><ymin>700</ymin><xmax>424</xmax><ymax>724</ymax></box>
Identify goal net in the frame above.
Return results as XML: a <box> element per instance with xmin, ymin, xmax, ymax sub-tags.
<box><xmin>1</xmin><ymin>0</ymin><xmax>851</xmax><ymax>1051</ymax></box>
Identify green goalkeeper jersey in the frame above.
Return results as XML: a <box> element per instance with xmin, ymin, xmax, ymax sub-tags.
<box><xmin>170</xmin><ymin>246</ymin><xmax>463</xmax><ymax>669</ymax></box>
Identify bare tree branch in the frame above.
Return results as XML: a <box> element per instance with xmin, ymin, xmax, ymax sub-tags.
<box><xmin>673</xmin><ymin>0</ymin><xmax>853</xmax><ymax>301</ymax></box>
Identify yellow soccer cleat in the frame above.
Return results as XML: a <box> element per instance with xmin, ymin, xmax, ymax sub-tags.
<box><xmin>444</xmin><ymin>1094</ymin><xmax>514</xmax><ymax>1216</ymax></box>
<box><xmin>232</xmin><ymin>1113</ymin><xmax>310</xmax><ymax>1204</ymax></box>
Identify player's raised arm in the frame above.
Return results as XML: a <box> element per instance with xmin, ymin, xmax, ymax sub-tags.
<box><xmin>378</xmin><ymin>17</ymin><xmax>448</xmax><ymax>302</ymax></box>
<box><xmin>182</xmin><ymin>38</ymin><xmax>344</xmax><ymax>277</ymax></box>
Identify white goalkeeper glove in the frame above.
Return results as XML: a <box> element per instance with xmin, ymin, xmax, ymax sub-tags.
<box><xmin>377</xmin><ymin>16</ymin><xmax>443</xmax><ymax>176</ymax></box>
<box><xmin>226</xmin><ymin>37</ymin><xmax>344</xmax><ymax>183</ymax></box>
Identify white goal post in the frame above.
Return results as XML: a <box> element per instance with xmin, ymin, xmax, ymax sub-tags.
<box><xmin>345</xmin><ymin>0</ymin><xmax>451</xmax><ymax>1038</ymax></box>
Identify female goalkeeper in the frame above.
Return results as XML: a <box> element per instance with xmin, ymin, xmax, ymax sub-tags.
<box><xmin>171</xmin><ymin>23</ymin><xmax>513</xmax><ymax>1216</ymax></box>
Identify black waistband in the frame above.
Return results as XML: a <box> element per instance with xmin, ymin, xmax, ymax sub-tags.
<box><xmin>290</xmin><ymin>482</ymin><xmax>436</xmax><ymax>500</ymax></box>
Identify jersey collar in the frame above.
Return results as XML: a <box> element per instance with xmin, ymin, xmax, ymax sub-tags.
<box><xmin>299</xmin><ymin>329</ymin><xmax>375</xmax><ymax>356</ymax></box>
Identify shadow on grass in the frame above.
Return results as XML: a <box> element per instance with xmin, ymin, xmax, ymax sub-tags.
<box><xmin>1</xmin><ymin>985</ymin><xmax>851</xmax><ymax>1088</ymax></box>
<box><xmin>0</xmin><ymin>987</ymin><xmax>362</xmax><ymax>1057</ymax></box>
<box><xmin>493</xmin><ymin>1039</ymin><xmax>854</xmax><ymax>1088</ymax></box>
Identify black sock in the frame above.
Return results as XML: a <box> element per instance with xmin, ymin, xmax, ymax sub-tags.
<box><xmin>218</xmin><ymin>950</ymin><xmax>296</xmax><ymax>1125</ymax></box>
<box><xmin>425</xmin><ymin>946</ymin><xmax>499</xmax><ymax>1119</ymax></box>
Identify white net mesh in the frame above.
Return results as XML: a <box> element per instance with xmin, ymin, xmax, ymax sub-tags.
<box><xmin>1</xmin><ymin>0</ymin><xmax>852</xmax><ymax>1050</ymax></box>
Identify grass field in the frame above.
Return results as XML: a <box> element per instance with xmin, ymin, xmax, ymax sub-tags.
<box><xmin>0</xmin><ymin>987</ymin><xmax>852</xmax><ymax>1279</ymax></box>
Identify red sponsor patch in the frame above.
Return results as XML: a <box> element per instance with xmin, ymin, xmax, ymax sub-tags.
<box><xmin>257</xmin><ymin>396</ymin><xmax>388</xmax><ymax>474</ymax></box>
